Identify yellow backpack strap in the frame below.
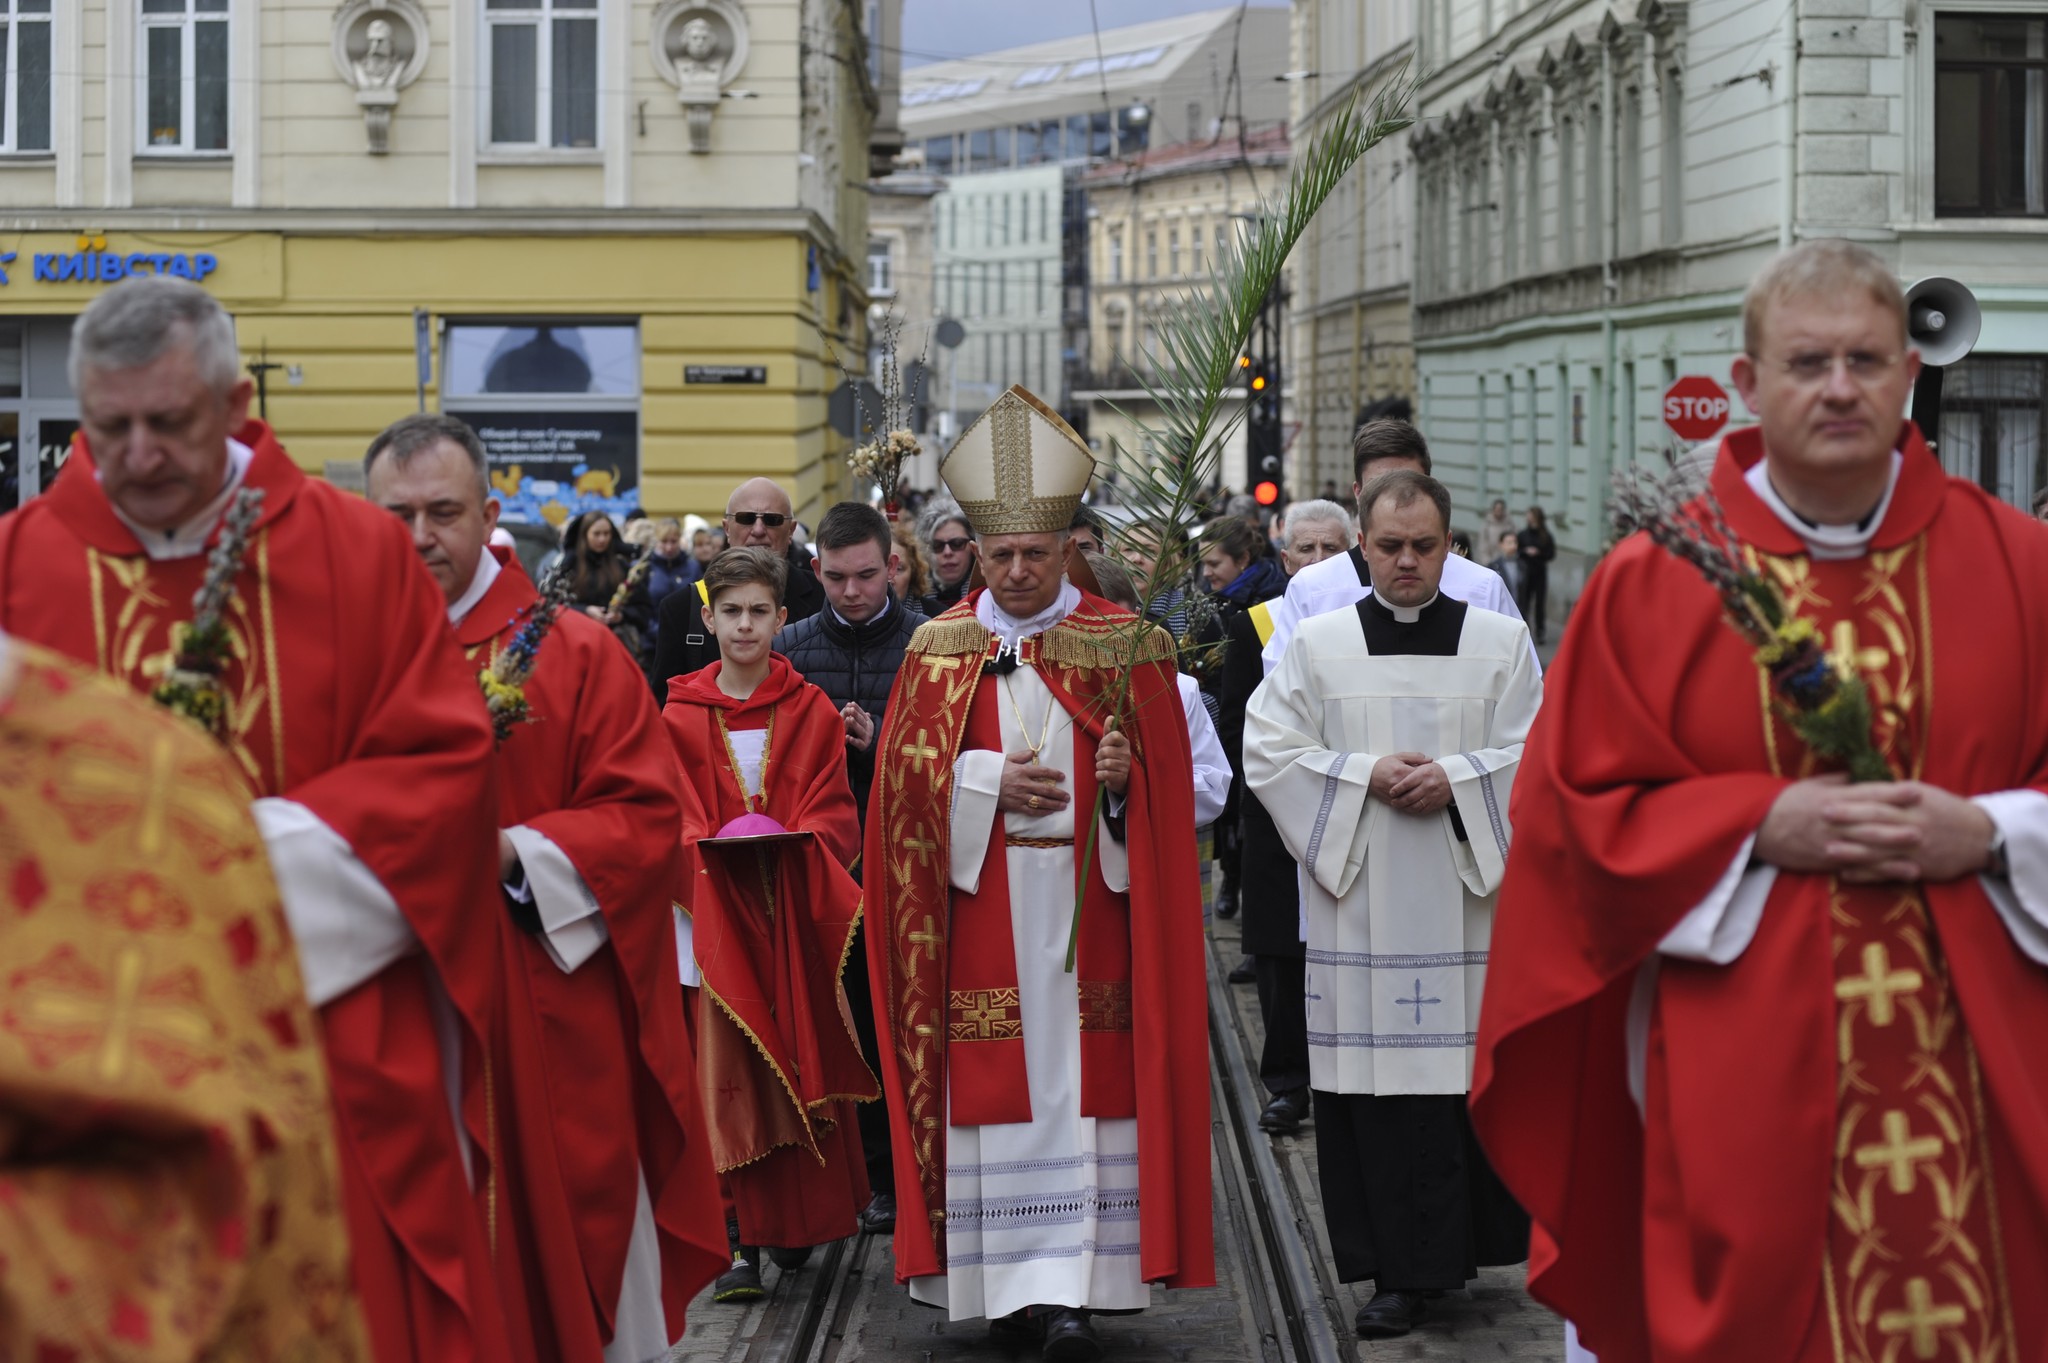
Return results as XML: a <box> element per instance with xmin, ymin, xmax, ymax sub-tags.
<box><xmin>1248</xmin><ymin>600</ymin><xmax>1277</xmax><ymax>647</ymax></box>
<box><xmin>696</xmin><ymin>579</ymin><xmax>710</xmax><ymax>608</ymax></box>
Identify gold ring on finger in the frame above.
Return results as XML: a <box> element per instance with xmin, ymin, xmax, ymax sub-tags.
<box><xmin>1029</xmin><ymin>795</ymin><xmax>1041</xmax><ymax>809</ymax></box>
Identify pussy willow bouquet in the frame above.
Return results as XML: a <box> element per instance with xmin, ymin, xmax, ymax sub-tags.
<box><xmin>833</xmin><ymin>311</ymin><xmax>927</xmax><ymax>511</ymax></box>
<box><xmin>1612</xmin><ymin>465</ymin><xmax>1890</xmax><ymax>782</ymax></box>
<box><xmin>1060</xmin><ymin>70</ymin><xmax>1417</xmax><ymax>967</ymax></box>
<box><xmin>481</xmin><ymin>573</ymin><xmax>570</xmax><ymax>745</ymax></box>
<box><xmin>152</xmin><ymin>486</ymin><xmax>265</xmax><ymax>740</ymax></box>
<box><xmin>607</xmin><ymin>552</ymin><xmax>651</xmax><ymax>618</ymax></box>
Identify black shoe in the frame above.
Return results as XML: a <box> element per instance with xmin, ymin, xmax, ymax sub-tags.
<box><xmin>1354</xmin><ymin>1289</ymin><xmax>1428</xmax><ymax>1339</ymax></box>
<box><xmin>1216</xmin><ymin>885</ymin><xmax>1239</xmax><ymax>920</ymax></box>
<box><xmin>1228</xmin><ymin>955</ymin><xmax>1256</xmax><ymax>985</ymax></box>
<box><xmin>1257</xmin><ymin>1088</ymin><xmax>1310</xmax><ymax>1134</ymax></box>
<box><xmin>859</xmin><ymin>1191</ymin><xmax>897</xmax><ymax>1235</ymax></box>
<box><xmin>766</xmin><ymin>1245</ymin><xmax>813</xmax><ymax>1271</ymax></box>
<box><xmin>712</xmin><ymin>1251</ymin><xmax>764</xmax><ymax>1303</ymax></box>
<box><xmin>1041</xmin><ymin>1307</ymin><xmax>1103</xmax><ymax>1362</ymax></box>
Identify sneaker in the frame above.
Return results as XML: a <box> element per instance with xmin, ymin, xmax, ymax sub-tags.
<box><xmin>712</xmin><ymin>1252</ymin><xmax>764</xmax><ymax>1303</ymax></box>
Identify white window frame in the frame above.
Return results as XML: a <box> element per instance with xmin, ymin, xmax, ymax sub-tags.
<box><xmin>137</xmin><ymin>0</ymin><xmax>230</xmax><ymax>157</ymax></box>
<box><xmin>867</xmin><ymin>236</ymin><xmax>896</xmax><ymax>297</ymax></box>
<box><xmin>481</xmin><ymin>0</ymin><xmax>603</xmax><ymax>154</ymax></box>
<box><xmin>0</xmin><ymin>2</ymin><xmax>52</xmax><ymax>155</ymax></box>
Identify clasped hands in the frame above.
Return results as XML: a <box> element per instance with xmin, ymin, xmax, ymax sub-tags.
<box><xmin>1757</xmin><ymin>776</ymin><xmax>1995</xmax><ymax>884</ymax></box>
<box><xmin>996</xmin><ymin>728</ymin><xmax>1132</xmax><ymax>815</ymax></box>
<box><xmin>1370</xmin><ymin>752</ymin><xmax>1452</xmax><ymax>815</ymax></box>
<box><xmin>841</xmin><ymin>701</ymin><xmax>875</xmax><ymax>752</ymax></box>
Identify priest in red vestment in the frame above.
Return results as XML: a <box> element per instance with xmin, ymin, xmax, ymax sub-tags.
<box><xmin>1473</xmin><ymin>239</ymin><xmax>2048</xmax><ymax>1363</ymax></box>
<box><xmin>365</xmin><ymin>414</ymin><xmax>727</xmax><ymax>1363</ymax></box>
<box><xmin>0</xmin><ymin>277</ymin><xmax>526</xmax><ymax>1363</ymax></box>
<box><xmin>663</xmin><ymin>546</ymin><xmax>877</xmax><ymax>1285</ymax></box>
<box><xmin>864</xmin><ymin>386</ymin><xmax>1212</xmax><ymax>1357</ymax></box>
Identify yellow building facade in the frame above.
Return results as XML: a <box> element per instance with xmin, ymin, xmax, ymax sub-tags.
<box><xmin>0</xmin><ymin>0</ymin><xmax>898</xmax><ymax>526</ymax></box>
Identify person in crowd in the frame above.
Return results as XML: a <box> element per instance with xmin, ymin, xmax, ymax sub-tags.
<box><xmin>0</xmin><ymin>635</ymin><xmax>370</xmax><ymax>1362</ymax></box>
<box><xmin>653</xmin><ymin>478</ymin><xmax>823</xmax><ymax>685</ymax></box>
<box><xmin>919</xmin><ymin>499</ymin><xmax>977</xmax><ymax>616</ymax></box>
<box><xmin>1260</xmin><ymin>420</ymin><xmax>1528</xmax><ymax>672</ymax></box>
<box><xmin>892</xmin><ymin>521</ymin><xmax>932</xmax><ymax>603</ymax></box>
<box><xmin>642</xmin><ymin>517</ymin><xmax>698</xmax><ymax>680</ymax></box>
<box><xmin>773</xmin><ymin>501</ymin><xmax>928</xmax><ymax>1236</ymax></box>
<box><xmin>1450</xmin><ymin>528</ymin><xmax>1474</xmax><ymax>559</ymax></box>
<box><xmin>366</xmin><ymin>414</ymin><xmax>726</xmax><ymax>1363</ymax></box>
<box><xmin>665</xmin><ymin>546</ymin><xmax>876</xmax><ymax>1301</ymax></box>
<box><xmin>1481</xmin><ymin>497</ymin><xmax>1515</xmax><ymax>549</ymax></box>
<box><xmin>1476</xmin><ymin>237</ymin><xmax>2048</xmax><ymax>1363</ymax></box>
<box><xmin>0</xmin><ymin>276</ymin><xmax>520</xmax><ymax>1363</ymax></box>
<box><xmin>1247</xmin><ymin>470</ymin><xmax>1539</xmax><ymax>1341</ymax></box>
<box><xmin>563</xmin><ymin>509</ymin><xmax>652</xmax><ymax>662</ymax></box>
<box><xmin>866</xmin><ymin>386</ymin><xmax>1212</xmax><ymax>1361</ymax></box>
<box><xmin>1085</xmin><ymin>550</ymin><xmax>1231</xmax><ymax>830</ymax></box>
<box><xmin>622</xmin><ymin>514</ymin><xmax>657</xmax><ymax>553</ymax></box>
<box><xmin>1197</xmin><ymin>515</ymin><xmax>1288</xmax><ymax>927</ymax></box>
<box><xmin>1213</xmin><ymin>498</ymin><xmax>1352</xmax><ymax>1130</ymax></box>
<box><xmin>693</xmin><ymin>524</ymin><xmax>721</xmax><ymax>566</ymax></box>
<box><xmin>1067</xmin><ymin>504</ymin><xmax>1106</xmax><ymax>561</ymax></box>
<box><xmin>1485</xmin><ymin>530</ymin><xmax>1523</xmax><ymax>599</ymax></box>
<box><xmin>1514</xmin><ymin>505</ymin><xmax>1557</xmax><ymax>644</ymax></box>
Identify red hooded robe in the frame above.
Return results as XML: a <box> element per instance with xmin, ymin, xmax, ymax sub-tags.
<box><xmin>663</xmin><ymin>654</ymin><xmax>877</xmax><ymax>1249</ymax></box>
<box><xmin>460</xmin><ymin>549</ymin><xmax>726</xmax><ymax>1359</ymax></box>
<box><xmin>1472</xmin><ymin>425</ymin><xmax>2048</xmax><ymax>1362</ymax></box>
<box><xmin>0</xmin><ymin>424</ymin><xmax>524</xmax><ymax>1363</ymax></box>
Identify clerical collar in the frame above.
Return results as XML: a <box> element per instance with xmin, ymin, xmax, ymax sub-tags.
<box><xmin>448</xmin><ymin>544</ymin><xmax>502</xmax><ymax>625</ymax></box>
<box><xmin>1745</xmin><ymin>451</ymin><xmax>1902</xmax><ymax>562</ymax></box>
<box><xmin>1365</xmin><ymin>591</ymin><xmax>1440</xmax><ymax>624</ymax></box>
<box><xmin>108</xmin><ymin>437</ymin><xmax>256</xmax><ymax>561</ymax></box>
<box><xmin>976</xmin><ymin>579</ymin><xmax>1080</xmax><ymax>649</ymax></box>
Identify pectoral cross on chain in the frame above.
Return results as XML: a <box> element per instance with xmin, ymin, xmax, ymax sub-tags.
<box><xmin>1397</xmin><ymin>978</ymin><xmax>1442</xmax><ymax>1027</ymax></box>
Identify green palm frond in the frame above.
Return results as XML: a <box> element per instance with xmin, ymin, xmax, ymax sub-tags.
<box><xmin>1066</xmin><ymin>70</ymin><xmax>1416</xmax><ymax>969</ymax></box>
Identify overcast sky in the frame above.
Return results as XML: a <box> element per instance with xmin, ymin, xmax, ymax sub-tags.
<box><xmin>899</xmin><ymin>0</ymin><xmax>1286</xmax><ymax>67</ymax></box>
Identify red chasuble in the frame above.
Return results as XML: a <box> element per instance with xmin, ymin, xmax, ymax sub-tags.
<box><xmin>1472</xmin><ymin>424</ymin><xmax>2048</xmax><ymax>1363</ymax></box>
<box><xmin>459</xmin><ymin>549</ymin><xmax>726</xmax><ymax>1359</ymax></box>
<box><xmin>0</xmin><ymin>424</ymin><xmax>524</xmax><ymax>1363</ymax></box>
<box><xmin>864</xmin><ymin>591</ymin><xmax>1215</xmax><ymax>1290</ymax></box>
<box><xmin>663</xmin><ymin>655</ymin><xmax>878</xmax><ymax>1249</ymax></box>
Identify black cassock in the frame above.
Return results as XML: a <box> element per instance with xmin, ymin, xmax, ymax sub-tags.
<box><xmin>1312</xmin><ymin>595</ymin><xmax>1529</xmax><ymax>1291</ymax></box>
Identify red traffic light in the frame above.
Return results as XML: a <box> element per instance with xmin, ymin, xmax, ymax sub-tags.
<box><xmin>1254</xmin><ymin>481</ymin><xmax>1280</xmax><ymax>506</ymax></box>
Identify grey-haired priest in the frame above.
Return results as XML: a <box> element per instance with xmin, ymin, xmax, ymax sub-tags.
<box><xmin>863</xmin><ymin>386</ymin><xmax>1213</xmax><ymax>1362</ymax></box>
<box><xmin>1244</xmin><ymin>469</ymin><xmax>1541</xmax><ymax>1342</ymax></box>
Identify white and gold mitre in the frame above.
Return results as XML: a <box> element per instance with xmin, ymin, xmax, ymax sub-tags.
<box><xmin>940</xmin><ymin>385</ymin><xmax>1096</xmax><ymax>536</ymax></box>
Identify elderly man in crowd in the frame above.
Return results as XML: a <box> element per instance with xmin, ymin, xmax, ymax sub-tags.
<box><xmin>654</xmin><ymin>476</ymin><xmax>823</xmax><ymax>684</ymax></box>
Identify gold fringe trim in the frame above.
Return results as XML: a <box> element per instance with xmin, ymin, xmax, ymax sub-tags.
<box><xmin>703</xmin><ymin>981</ymin><xmax>828</xmax><ymax>1167</ymax></box>
<box><xmin>906</xmin><ymin>613</ymin><xmax>1174</xmax><ymax>670</ymax></box>
<box><xmin>833</xmin><ymin>900</ymin><xmax>883</xmax><ymax>1104</ymax></box>
<box><xmin>908</xmin><ymin>616</ymin><xmax>993</xmax><ymax>657</ymax></box>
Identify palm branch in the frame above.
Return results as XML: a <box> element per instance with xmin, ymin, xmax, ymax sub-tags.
<box><xmin>1068</xmin><ymin>70</ymin><xmax>1417</xmax><ymax>968</ymax></box>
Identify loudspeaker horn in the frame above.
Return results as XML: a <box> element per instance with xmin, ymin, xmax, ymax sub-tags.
<box><xmin>1904</xmin><ymin>276</ymin><xmax>1982</xmax><ymax>367</ymax></box>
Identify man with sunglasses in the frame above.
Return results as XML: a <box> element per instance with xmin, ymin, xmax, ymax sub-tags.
<box><xmin>653</xmin><ymin>477</ymin><xmax>823</xmax><ymax>686</ymax></box>
<box><xmin>1474</xmin><ymin>237</ymin><xmax>2048</xmax><ymax>1362</ymax></box>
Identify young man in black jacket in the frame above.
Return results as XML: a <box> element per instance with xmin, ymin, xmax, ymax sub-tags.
<box><xmin>773</xmin><ymin>500</ymin><xmax>926</xmax><ymax>1234</ymax></box>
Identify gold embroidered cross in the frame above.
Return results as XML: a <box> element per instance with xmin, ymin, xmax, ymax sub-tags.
<box><xmin>1830</xmin><ymin>619</ymin><xmax>1890</xmax><ymax>676</ymax></box>
<box><xmin>1876</xmin><ymin>1276</ymin><xmax>1967</xmax><ymax>1360</ymax></box>
<box><xmin>953</xmin><ymin>989</ymin><xmax>1011</xmax><ymax>1039</ymax></box>
<box><xmin>18</xmin><ymin>945</ymin><xmax>217</xmax><ymax>1085</ymax></box>
<box><xmin>1854</xmin><ymin>1109</ymin><xmax>1944</xmax><ymax>1195</ymax></box>
<box><xmin>59</xmin><ymin>736</ymin><xmax>245</xmax><ymax>860</ymax></box>
<box><xmin>1835</xmin><ymin>942</ymin><xmax>1923</xmax><ymax>1028</ymax></box>
<box><xmin>920</xmin><ymin>655</ymin><xmax>963</xmax><ymax>683</ymax></box>
<box><xmin>903</xmin><ymin>826</ymin><xmax>938</xmax><ymax>867</ymax></box>
<box><xmin>900</xmin><ymin>729</ymin><xmax>941</xmax><ymax>775</ymax></box>
<box><xmin>908</xmin><ymin>914</ymin><xmax>943</xmax><ymax>963</ymax></box>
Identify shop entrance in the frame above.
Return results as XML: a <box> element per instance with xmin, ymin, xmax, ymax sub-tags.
<box><xmin>0</xmin><ymin>318</ymin><xmax>79</xmax><ymax>512</ymax></box>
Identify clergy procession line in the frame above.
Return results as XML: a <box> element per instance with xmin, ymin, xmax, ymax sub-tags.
<box><xmin>6</xmin><ymin>236</ymin><xmax>2048</xmax><ymax>1363</ymax></box>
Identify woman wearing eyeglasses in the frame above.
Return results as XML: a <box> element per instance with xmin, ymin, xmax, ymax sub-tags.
<box><xmin>917</xmin><ymin>501</ymin><xmax>977</xmax><ymax>618</ymax></box>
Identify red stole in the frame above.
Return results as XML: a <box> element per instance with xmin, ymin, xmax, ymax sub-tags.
<box><xmin>460</xmin><ymin>552</ymin><xmax>725</xmax><ymax>1356</ymax></box>
<box><xmin>0</xmin><ymin>423</ymin><xmax>523</xmax><ymax>1363</ymax></box>
<box><xmin>1472</xmin><ymin>424</ymin><xmax>2048</xmax><ymax>1362</ymax></box>
<box><xmin>662</xmin><ymin>658</ymin><xmax>877</xmax><ymax>1240</ymax></box>
<box><xmin>865</xmin><ymin>592</ymin><xmax>1215</xmax><ymax>1290</ymax></box>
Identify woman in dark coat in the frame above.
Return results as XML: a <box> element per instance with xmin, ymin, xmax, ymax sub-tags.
<box><xmin>562</xmin><ymin>510</ymin><xmax>651</xmax><ymax>656</ymax></box>
<box><xmin>1514</xmin><ymin>504</ymin><xmax>1558</xmax><ymax>645</ymax></box>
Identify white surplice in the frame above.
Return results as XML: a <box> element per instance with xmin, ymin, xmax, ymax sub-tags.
<box><xmin>1244</xmin><ymin>600</ymin><xmax>1542</xmax><ymax>1096</ymax></box>
<box><xmin>907</xmin><ymin>585</ymin><xmax>1145</xmax><ymax>1321</ymax></box>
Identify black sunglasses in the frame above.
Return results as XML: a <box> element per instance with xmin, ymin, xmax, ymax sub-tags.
<box><xmin>931</xmin><ymin>536</ymin><xmax>973</xmax><ymax>553</ymax></box>
<box><xmin>729</xmin><ymin>512</ymin><xmax>789</xmax><ymax>528</ymax></box>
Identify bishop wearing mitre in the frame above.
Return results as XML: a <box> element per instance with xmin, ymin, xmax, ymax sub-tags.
<box><xmin>865</xmin><ymin>386</ymin><xmax>1212</xmax><ymax>1360</ymax></box>
<box><xmin>1245</xmin><ymin>470</ymin><xmax>1540</xmax><ymax>1341</ymax></box>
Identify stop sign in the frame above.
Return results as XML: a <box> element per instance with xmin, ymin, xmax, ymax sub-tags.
<box><xmin>1663</xmin><ymin>375</ymin><xmax>1733</xmax><ymax>442</ymax></box>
